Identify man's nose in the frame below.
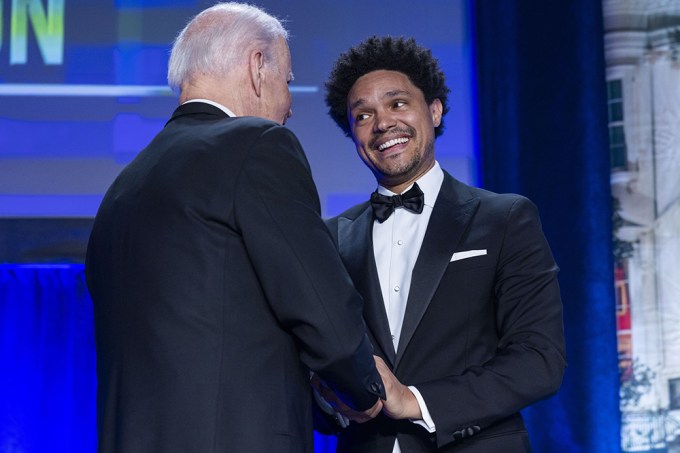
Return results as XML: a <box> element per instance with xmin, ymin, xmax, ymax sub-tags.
<box><xmin>374</xmin><ymin>110</ymin><xmax>396</xmax><ymax>132</ymax></box>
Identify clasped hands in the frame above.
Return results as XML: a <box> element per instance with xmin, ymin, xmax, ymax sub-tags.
<box><xmin>311</xmin><ymin>355</ymin><xmax>422</xmax><ymax>425</ymax></box>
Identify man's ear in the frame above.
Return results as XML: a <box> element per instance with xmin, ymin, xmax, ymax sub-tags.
<box><xmin>430</xmin><ymin>98</ymin><xmax>443</xmax><ymax>127</ymax></box>
<box><xmin>249</xmin><ymin>49</ymin><xmax>265</xmax><ymax>97</ymax></box>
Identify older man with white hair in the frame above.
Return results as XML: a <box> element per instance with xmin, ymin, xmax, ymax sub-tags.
<box><xmin>85</xmin><ymin>3</ymin><xmax>384</xmax><ymax>452</ymax></box>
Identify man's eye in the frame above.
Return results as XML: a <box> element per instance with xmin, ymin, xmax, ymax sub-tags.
<box><xmin>394</xmin><ymin>101</ymin><xmax>406</xmax><ymax>108</ymax></box>
<box><xmin>356</xmin><ymin>113</ymin><xmax>370</xmax><ymax>121</ymax></box>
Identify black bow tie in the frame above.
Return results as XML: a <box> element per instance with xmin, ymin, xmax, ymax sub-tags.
<box><xmin>370</xmin><ymin>183</ymin><xmax>425</xmax><ymax>223</ymax></box>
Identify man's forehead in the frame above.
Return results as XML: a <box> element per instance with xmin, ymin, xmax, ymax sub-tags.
<box><xmin>352</xmin><ymin>69</ymin><xmax>414</xmax><ymax>89</ymax></box>
<box><xmin>275</xmin><ymin>38</ymin><xmax>292</xmax><ymax>63</ymax></box>
<box><xmin>348</xmin><ymin>71</ymin><xmax>419</xmax><ymax>106</ymax></box>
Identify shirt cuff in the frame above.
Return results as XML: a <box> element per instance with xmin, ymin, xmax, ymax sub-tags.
<box><xmin>408</xmin><ymin>386</ymin><xmax>436</xmax><ymax>433</ymax></box>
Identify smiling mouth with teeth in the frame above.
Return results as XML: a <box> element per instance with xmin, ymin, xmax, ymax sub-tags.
<box><xmin>377</xmin><ymin>137</ymin><xmax>409</xmax><ymax>151</ymax></box>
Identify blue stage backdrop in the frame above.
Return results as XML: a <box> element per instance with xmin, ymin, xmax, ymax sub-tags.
<box><xmin>0</xmin><ymin>265</ymin><xmax>96</xmax><ymax>453</ymax></box>
<box><xmin>0</xmin><ymin>0</ymin><xmax>475</xmax><ymax>218</ymax></box>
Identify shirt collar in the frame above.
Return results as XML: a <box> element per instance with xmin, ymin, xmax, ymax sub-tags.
<box><xmin>376</xmin><ymin>161</ymin><xmax>444</xmax><ymax>208</ymax></box>
<box><xmin>182</xmin><ymin>99</ymin><xmax>237</xmax><ymax>117</ymax></box>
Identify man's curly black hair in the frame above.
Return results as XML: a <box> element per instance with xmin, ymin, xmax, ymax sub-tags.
<box><xmin>325</xmin><ymin>36</ymin><xmax>450</xmax><ymax>138</ymax></box>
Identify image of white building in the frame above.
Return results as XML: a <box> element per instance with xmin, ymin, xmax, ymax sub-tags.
<box><xmin>603</xmin><ymin>1</ymin><xmax>680</xmax><ymax>450</ymax></box>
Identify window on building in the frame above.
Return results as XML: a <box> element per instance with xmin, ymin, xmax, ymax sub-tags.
<box><xmin>607</xmin><ymin>79</ymin><xmax>627</xmax><ymax>170</ymax></box>
<box><xmin>670</xmin><ymin>378</ymin><xmax>680</xmax><ymax>410</ymax></box>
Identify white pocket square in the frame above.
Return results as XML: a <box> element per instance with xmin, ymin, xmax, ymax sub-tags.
<box><xmin>450</xmin><ymin>249</ymin><xmax>487</xmax><ymax>262</ymax></box>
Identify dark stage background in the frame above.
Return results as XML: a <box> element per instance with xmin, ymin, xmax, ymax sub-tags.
<box><xmin>0</xmin><ymin>0</ymin><xmax>620</xmax><ymax>451</ymax></box>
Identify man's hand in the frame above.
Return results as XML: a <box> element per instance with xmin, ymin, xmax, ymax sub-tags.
<box><xmin>310</xmin><ymin>373</ymin><xmax>383</xmax><ymax>424</ymax></box>
<box><xmin>374</xmin><ymin>355</ymin><xmax>422</xmax><ymax>420</ymax></box>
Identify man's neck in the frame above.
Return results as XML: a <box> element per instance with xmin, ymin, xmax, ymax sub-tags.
<box><xmin>378</xmin><ymin>160</ymin><xmax>436</xmax><ymax>195</ymax></box>
<box><xmin>179</xmin><ymin>74</ymin><xmax>249</xmax><ymax>116</ymax></box>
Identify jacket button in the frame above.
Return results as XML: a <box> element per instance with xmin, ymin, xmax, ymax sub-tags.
<box><xmin>370</xmin><ymin>382</ymin><xmax>383</xmax><ymax>393</ymax></box>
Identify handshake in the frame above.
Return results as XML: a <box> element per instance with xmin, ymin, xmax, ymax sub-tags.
<box><xmin>311</xmin><ymin>355</ymin><xmax>423</xmax><ymax>427</ymax></box>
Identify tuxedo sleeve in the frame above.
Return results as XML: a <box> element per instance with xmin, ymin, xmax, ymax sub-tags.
<box><xmin>416</xmin><ymin>196</ymin><xmax>566</xmax><ymax>448</ymax></box>
<box><xmin>233</xmin><ymin>124</ymin><xmax>383</xmax><ymax>411</ymax></box>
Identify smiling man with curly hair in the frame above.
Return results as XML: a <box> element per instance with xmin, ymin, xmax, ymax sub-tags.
<box><xmin>316</xmin><ymin>36</ymin><xmax>567</xmax><ymax>453</ymax></box>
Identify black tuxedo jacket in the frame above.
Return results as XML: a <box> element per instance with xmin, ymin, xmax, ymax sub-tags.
<box><xmin>86</xmin><ymin>102</ymin><xmax>383</xmax><ymax>453</ymax></box>
<box><xmin>325</xmin><ymin>172</ymin><xmax>566</xmax><ymax>452</ymax></box>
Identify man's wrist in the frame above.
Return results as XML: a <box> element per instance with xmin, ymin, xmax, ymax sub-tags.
<box><xmin>408</xmin><ymin>386</ymin><xmax>436</xmax><ymax>432</ymax></box>
<box><xmin>398</xmin><ymin>385</ymin><xmax>422</xmax><ymax>420</ymax></box>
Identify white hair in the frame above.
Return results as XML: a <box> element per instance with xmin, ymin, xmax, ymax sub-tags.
<box><xmin>167</xmin><ymin>2</ymin><xmax>288</xmax><ymax>92</ymax></box>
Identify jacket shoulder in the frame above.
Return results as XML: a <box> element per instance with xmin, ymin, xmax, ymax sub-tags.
<box><xmin>326</xmin><ymin>201</ymin><xmax>371</xmax><ymax>224</ymax></box>
<box><xmin>444</xmin><ymin>173</ymin><xmax>535</xmax><ymax>211</ymax></box>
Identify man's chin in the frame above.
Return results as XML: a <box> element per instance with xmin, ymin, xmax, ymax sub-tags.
<box><xmin>377</xmin><ymin>160</ymin><xmax>420</xmax><ymax>180</ymax></box>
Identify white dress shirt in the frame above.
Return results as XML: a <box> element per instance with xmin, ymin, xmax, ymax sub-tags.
<box><xmin>372</xmin><ymin>162</ymin><xmax>443</xmax><ymax>452</ymax></box>
<box><xmin>182</xmin><ymin>98</ymin><xmax>237</xmax><ymax>117</ymax></box>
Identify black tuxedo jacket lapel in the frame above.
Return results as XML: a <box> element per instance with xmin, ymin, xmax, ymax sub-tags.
<box><xmin>337</xmin><ymin>206</ymin><xmax>397</xmax><ymax>365</ymax></box>
<box><xmin>394</xmin><ymin>172</ymin><xmax>480</xmax><ymax>369</ymax></box>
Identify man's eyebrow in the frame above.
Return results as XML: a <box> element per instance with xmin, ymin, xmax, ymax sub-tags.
<box><xmin>349</xmin><ymin>89</ymin><xmax>412</xmax><ymax>111</ymax></box>
<box><xmin>349</xmin><ymin>98</ymin><xmax>366</xmax><ymax>111</ymax></box>
<box><xmin>384</xmin><ymin>89</ymin><xmax>411</xmax><ymax>98</ymax></box>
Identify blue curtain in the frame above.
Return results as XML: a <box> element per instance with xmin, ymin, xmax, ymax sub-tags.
<box><xmin>471</xmin><ymin>1</ymin><xmax>620</xmax><ymax>452</ymax></box>
<box><xmin>0</xmin><ymin>264</ymin><xmax>339</xmax><ymax>452</ymax></box>
<box><xmin>0</xmin><ymin>265</ymin><xmax>97</xmax><ymax>453</ymax></box>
